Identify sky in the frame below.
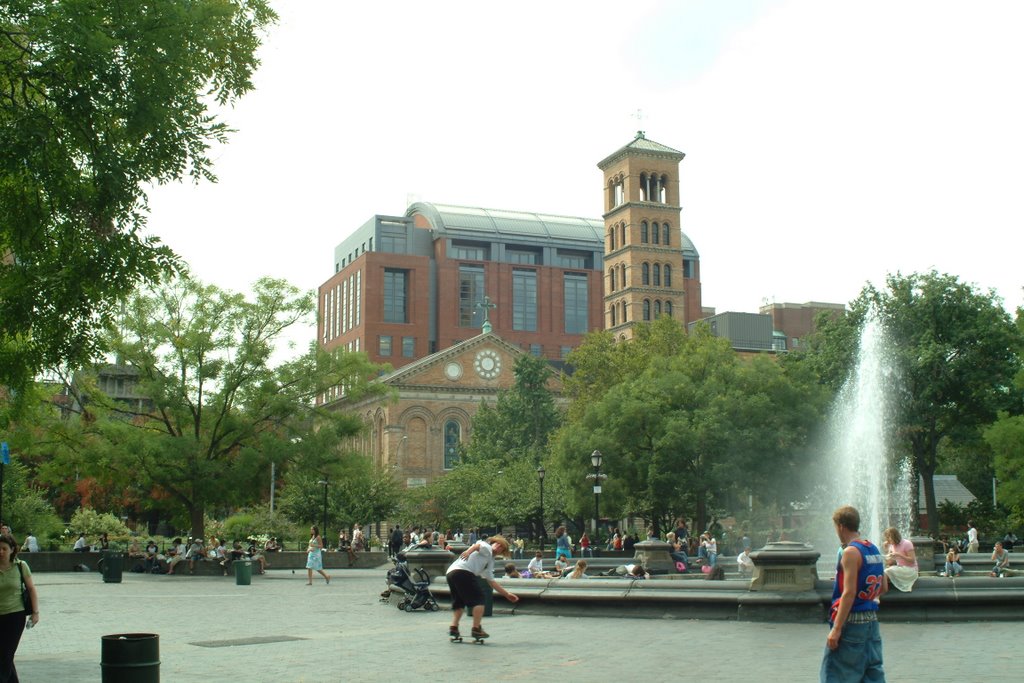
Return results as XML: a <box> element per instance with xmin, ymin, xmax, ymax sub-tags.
<box><xmin>145</xmin><ymin>0</ymin><xmax>1024</xmax><ymax>355</ymax></box>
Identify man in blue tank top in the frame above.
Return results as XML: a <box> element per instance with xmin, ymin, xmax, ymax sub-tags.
<box><xmin>821</xmin><ymin>505</ymin><xmax>888</xmax><ymax>682</ymax></box>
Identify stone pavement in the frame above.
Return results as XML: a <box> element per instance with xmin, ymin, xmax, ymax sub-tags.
<box><xmin>17</xmin><ymin>568</ymin><xmax>1021</xmax><ymax>682</ymax></box>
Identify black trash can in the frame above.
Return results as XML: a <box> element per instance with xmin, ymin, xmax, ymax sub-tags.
<box><xmin>101</xmin><ymin>633</ymin><xmax>159</xmax><ymax>682</ymax></box>
<box><xmin>99</xmin><ymin>551</ymin><xmax>123</xmax><ymax>584</ymax></box>
<box><xmin>234</xmin><ymin>559</ymin><xmax>252</xmax><ymax>586</ymax></box>
<box><xmin>477</xmin><ymin>577</ymin><xmax>493</xmax><ymax>617</ymax></box>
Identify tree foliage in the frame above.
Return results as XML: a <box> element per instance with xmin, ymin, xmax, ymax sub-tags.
<box><xmin>34</xmin><ymin>276</ymin><xmax>385</xmax><ymax>539</ymax></box>
<box><xmin>0</xmin><ymin>0</ymin><xmax>277</xmax><ymax>394</ymax></box>
<box><xmin>463</xmin><ymin>354</ymin><xmax>561</xmax><ymax>466</ymax></box>
<box><xmin>553</xmin><ymin>322</ymin><xmax>826</xmax><ymax>533</ymax></box>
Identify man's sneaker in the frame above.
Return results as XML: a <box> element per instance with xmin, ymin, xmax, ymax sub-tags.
<box><xmin>448</xmin><ymin>626</ymin><xmax>460</xmax><ymax>638</ymax></box>
<box><xmin>471</xmin><ymin>626</ymin><xmax>489</xmax><ymax>639</ymax></box>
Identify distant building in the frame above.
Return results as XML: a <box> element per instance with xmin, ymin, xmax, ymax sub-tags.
<box><xmin>759</xmin><ymin>301</ymin><xmax>846</xmax><ymax>351</ymax></box>
<box><xmin>337</xmin><ymin>330</ymin><xmax>559</xmax><ymax>487</ymax></box>
<box><xmin>316</xmin><ymin>133</ymin><xmax>704</xmax><ymax>379</ymax></box>
<box><xmin>597</xmin><ymin>131</ymin><xmax>702</xmax><ymax>339</ymax></box>
<box><xmin>687</xmin><ymin>311</ymin><xmax>775</xmax><ymax>353</ymax></box>
<box><xmin>323</xmin><ymin>134</ymin><xmax>702</xmax><ymax>484</ymax></box>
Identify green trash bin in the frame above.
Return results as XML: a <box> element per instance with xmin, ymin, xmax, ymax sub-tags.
<box><xmin>101</xmin><ymin>632</ymin><xmax>159</xmax><ymax>682</ymax></box>
<box><xmin>234</xmin><ymin>559</ymin><xmax>252</xmax><ymax>586</ymax></box>
<box><xmin>99</xmin><ymin>551</ymin><xmax>123</xmax><ymax>584</ymax></box>
<box><xmin>477</xmin><ymin>577</ymin><xmax>493</xmax><ymax>617</ymax></box>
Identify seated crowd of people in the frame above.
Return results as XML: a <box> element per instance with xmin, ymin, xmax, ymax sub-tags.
<box><xmin>125</xmin><ymin>535</ymin><xmax>273</xmax><ymax>575</ymax></box>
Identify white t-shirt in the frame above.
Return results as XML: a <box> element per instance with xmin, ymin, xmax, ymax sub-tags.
<box><xmin>24</xmin><ymin>536</ymin><xmax>39</xmax><ymax>552</ymax></box>
<box><xmin>737</xmin><ymin>552</ymin><xmax>754</xmax><ymax>570</ymax></box>
<box><xmin>527</xmin><ymin>556</ymin><xmax>544</xmax><ymax>574</ymax></box>
<box><xmin>968</xmin><ymin>527</ymin><xmax>978</xmax><ymax>543</ymax></box>
<box><xmin>73</xmin><ymin>537</ymin><xmax>87</xmax><ymax>550</ymax></box>
<box><xmin>447</xmin><ymin>542</ymin><xmax>495</xmax><ymax>578</ymax></box>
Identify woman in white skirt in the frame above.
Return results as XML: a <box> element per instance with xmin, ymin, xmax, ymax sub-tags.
<box><xmin>882</xmin><ymin>527</ymin><xmax>919</xmax><ymax>592</ymax></box>
<box><xmin>306</xmin><ymin>526</ymin><xmax>331</xmax><ymax>585</ymax></box>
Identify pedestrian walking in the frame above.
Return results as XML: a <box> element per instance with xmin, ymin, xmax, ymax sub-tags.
<box><xmin>821</xmin><ymin>505</ymin><xmax>888</xmax><ymax>682</ymax></box>
<box><xmin>0</xmin><ymin>532</ymin><xmax>39</xmax><ymax>682</ymax></box>
<box><xmin>305</xmin><ymin>526</ymin><xmax>331</xmax><ymax>585</ymax></box>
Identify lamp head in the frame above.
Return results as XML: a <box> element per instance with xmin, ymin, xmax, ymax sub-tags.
<box><xmin>537</xmin><ymin>466</ymin><xmax>546</xmax><ymax>481</ymax></box>
<box><xmin>591</xmin><ymin>450</ymin><xmax>603</xmax><ymax>468</ymax></box>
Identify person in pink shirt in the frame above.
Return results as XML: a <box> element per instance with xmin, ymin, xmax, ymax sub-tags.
<box><xmin>883</xmin><ymin>527</ymin><xmax>919</xmax><ymax>592</ymax></box>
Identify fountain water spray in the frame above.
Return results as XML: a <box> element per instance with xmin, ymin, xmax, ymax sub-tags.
<box><xmin>821</xmin><ymin>308</ymin><xmax>913</xmax><ymax>548</ymax></box>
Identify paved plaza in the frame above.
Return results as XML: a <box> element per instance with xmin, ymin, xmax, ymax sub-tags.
<box><xmin>17</xmin><ymin>568</ymin><xmax>1021</xmax><ymax>682</ymax></box>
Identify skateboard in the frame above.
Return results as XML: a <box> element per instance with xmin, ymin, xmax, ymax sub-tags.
<box><xmin>449</xmin><ymin>630</ymin><xmax>487</xmax><ymax>644</ymax></box>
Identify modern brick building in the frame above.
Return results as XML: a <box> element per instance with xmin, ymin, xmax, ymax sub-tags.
<box><xmin>317</xmin><ymin>132</ymin><xmax>703</xmax><ymax>374</ymax></box>
<box><xmin>759</xmin><ymin>301</ymin><xmax>846</xmax><ymax>351</ymax></box>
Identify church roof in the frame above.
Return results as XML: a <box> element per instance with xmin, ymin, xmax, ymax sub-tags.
<box><xmin>374</xmin><ymin>330</ymin><xmax>526</xmax><ymax>387</ymax></box>
<box><xmin>597</xmin><ymin>131</ymin><xmax>686</xmax><ymax>169</ymax></box>
<box><xmin>919</xmin><ymin>475</ymin><xmax>977</xmax><ymax>511</ymax></box>
<box><xmin>406</xmin><ymin>202</ymin><xmax>604</xmax><ymax>245</ymax></box>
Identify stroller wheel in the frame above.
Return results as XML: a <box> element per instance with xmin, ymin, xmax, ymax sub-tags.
<box><xmin>396</xmin><ymin>600</ymin><xmax>408</xmax><ymax>611</ymax></box>
<box><xmin>404</xmin><ymin>602</ymin><xmax>415</xmax><ymax>612</ymax></box>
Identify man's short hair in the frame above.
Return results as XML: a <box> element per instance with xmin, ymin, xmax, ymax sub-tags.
<box><xmin>832</xmin><ymin>505</ymin><xmax>860</xmax><ymax>532</ymax></box>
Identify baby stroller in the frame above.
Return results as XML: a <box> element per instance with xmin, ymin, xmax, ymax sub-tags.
<box><xmin>381</xmin><ymin>554</ymin><xmax>439</xmax><ymax>613</ymax></box>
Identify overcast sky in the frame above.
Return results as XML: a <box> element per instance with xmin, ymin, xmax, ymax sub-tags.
<box><xmin>145</xmin><ymin>0</ymin><xmax>1024</xmax><ymax>355</ymax></box>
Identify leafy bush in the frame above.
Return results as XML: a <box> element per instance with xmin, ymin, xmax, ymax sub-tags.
<box><xmin>67</xmin><ymin>508</ymin><xmax>132</xmax><ymax>547</ymax></box>
<box><xmin>220</xmin><ymin>505</ymin><xmax>303</xmax><ymax>547</ymax></box>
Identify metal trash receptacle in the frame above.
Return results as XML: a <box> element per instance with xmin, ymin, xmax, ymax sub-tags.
<box><xmin>234</xmin><ymin>559</ymin><xmax>252</xmax><ymax>585</ymax></box>
<box><xmin>101</xmin><ymin>632</ymin><xmax>159</xmax><ymax>682</ymax></box>
<box><xmin>99</xmin><ymin>551</ymin><xmax>123</xmax><ymax>583</ymax></box>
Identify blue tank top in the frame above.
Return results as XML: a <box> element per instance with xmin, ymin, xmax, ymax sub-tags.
<box><xmin>829</xmin><ymin>538</ymin><xmax>884</xmax><ymax>625</ymax></box>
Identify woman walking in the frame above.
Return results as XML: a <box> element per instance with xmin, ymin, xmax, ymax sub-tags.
<box><xmin>0</xmin><ymin>532</ymin><xmax>39</xmax><ymax>681</ymax></box>
<box><xmin>306</xmin><ymin>526</ymin><xmax>331</xmax><ymax>585</ymax></box>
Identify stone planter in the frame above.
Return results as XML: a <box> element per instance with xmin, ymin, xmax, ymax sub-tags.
<box><xmin>632</xmin><ymin>539</ymin><xmax>675</xmax><ymax>573</ymax></box>
<box><xmin>749</xmin><ymin>541</ymin><xmax>820</xmax><ymax>592</ymax></box>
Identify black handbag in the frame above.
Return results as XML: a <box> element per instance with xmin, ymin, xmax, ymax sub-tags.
<box><xmin>17</xmin><ymin>561</ymin><xmax>32</xmax><ymax>616</ymax></box>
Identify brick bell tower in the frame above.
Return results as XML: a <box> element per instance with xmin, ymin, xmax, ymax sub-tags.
<box><xmin>597</xmin><ymin>131</ymin><xmax>688</xmax><ymax>340</ymax></box>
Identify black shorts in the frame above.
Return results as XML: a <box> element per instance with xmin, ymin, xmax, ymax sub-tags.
<box><xmin>446</xmin><ymin>569</ymin><xmax>485</xmax><ymax>610</ymax></box>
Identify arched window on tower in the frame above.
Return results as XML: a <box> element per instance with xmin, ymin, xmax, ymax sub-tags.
<box><xmin>663</xmin><ymin>223</ymin><xmax>670</xmax><ymax>245</ymax></box>
<box><xmin>642</xmin><ymin>263</ymin><xmax>650</xmax><ymax>286</ymax></box>
<box><xmin>665</xmin><ymin>300</ymin><xmax>673</xmax><ymax>318</ymax></box>
<box><xmin>613</xmin><ymin>178</ymin><xmax>624</xmax><ymax>207</ymax></box>
<box><xmin>643</xmin><ymin>299</ymin><xmax>651</xmax><ymax>321</ymax></box>
<box><xmin>659</xmin><ymin>175</ymin><xmax>668</xmax><ymax>203</ymax></box>
<box><xmin>620</xmin><ymin>223</ymin><xmax>626</xmax><ymax>246</ymax></box>
<box><xmin>621</xmin><ymin>300</ymin><xmax>627</xmax><ymax>323</ymax></box>
<box><xmin>653</xmin><ymin>264</ymin><xmax>661</xmax><ymax>287</ymax></box>
<box><xmin>608</xmin><ymin>228</ymin><xmax>615</xmax><ymax>251</ymax></box>
<box><xmin>654</xmin><ymin>300</ymin><xmax>662</xmax><ymax>317</ymax></box>
<box><xmin>639</xmin><ymin>173</ymin><xmax>648</xmax><ymax>201</ymax></box>
<box><xmin>651</xmin><ymin>222</ymin><xmax>659</xmax><ymax>245</ymax></box>
<box><xmin>609</xmin><ymin>268</ymin><xmax>616</xmax><ymax>292</ymax></box>
<box><xmin>619</xmin><ymin>263</ymin><xmax>626</xmax><ymax>288</ymax></box>
<box><xmin>664</xmin><ymin>264</ymin><xmax>672</xmax><ymax>288</ymax></box>
<box><xmin>640</xmin><ymin>221</ymin><xmax>648</xmax><ymax>244</ymax></box>
<box><xmin>610</xmin><ymin>305</ymin><xmax>617</xmax><ymax>327</ymax></box>
<box><xmin>444</xmin><ymin>420</ymin><xmax>461</xmax><ymax>469</ymax></box>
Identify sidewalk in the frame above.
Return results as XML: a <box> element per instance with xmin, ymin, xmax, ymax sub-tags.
<box><xmin>17</xmin><ymin>569</ymin><xmax>1020</xmax><ymax>682</ymax></box>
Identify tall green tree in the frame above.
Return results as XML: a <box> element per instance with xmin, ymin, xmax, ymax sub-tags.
<box><xmin>553</xmin><ymin>325</ymin><xmax>825</xmax><ymax>533</ymax></box>
<box><xmin>0</xmin><ymin>0</ymin><xmax>276</xmax><ymax>395</ymax></box>
<box><xmin>38</xmin><ymin>276</ymin><xmax>384</xmax><ymax>539</ymax></box>
<box><xmin>985</xmin><ymin>306</ymin><xmax>1024</xmax><ymax>514</ymax></box>
<box><xmin>463</xmin><ymin>354</ymin><xmax>561</xmax><ymax>466</ymax></box>
<box><xmin>812</xmin><ymin>271</ymin><xmax>1021</xmax><ymax>537</ymax></box>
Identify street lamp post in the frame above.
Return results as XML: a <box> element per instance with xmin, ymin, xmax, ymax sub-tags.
<box><xmin>317</xmin><ymin>479</ymin><xmax>329</xmax><ymax>544</ymax></box>
<box><xmin>590</xmin><ymin>450</ymin><xmax>603</xmax><ymax>533</ymax></box>
<box><xmin>537</xmin><ymin>466</ymin><xmax>546</xmax><ymax>552</ymax></box>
